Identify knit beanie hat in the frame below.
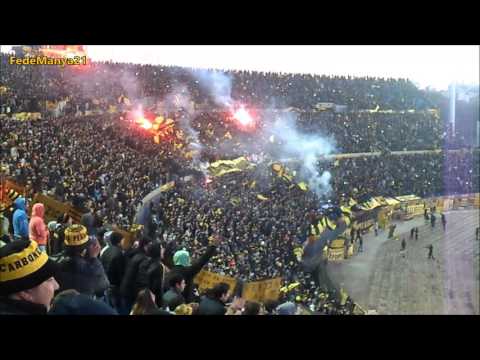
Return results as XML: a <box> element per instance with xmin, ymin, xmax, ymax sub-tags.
<box><xmin>64</xmin><ymin>224</ymin><xmax>89</xmax><ymax>247</ymax></box>
<box><xmin>7</xmin><ymin>189</ymin><xmax>20</xmax><ymax>202</ymax></box>
<box><xmin>0</xmin><ymin>240</ymin><xmax>58</xmax><ymax>295</ymax></box>
<box><xmin>173</xmin><ymin>249</ymin><xmax>191</xmax><ymax>267</ymax></box>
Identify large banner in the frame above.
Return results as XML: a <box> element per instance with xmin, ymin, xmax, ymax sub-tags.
<box><xmin>11</xmin><ymin>112</ymin><xmax>42</xmax><ymax>121</ymax></box>
<box><xmin>327</xmin><ymin>239</ymin><xmax>346</xmax><ymax>261</ymax></box>
<box><xmin>194</xmin><ymin>270</ymin><xmax>282</xmax><ymax>303</ymax></box>
<box><xmin>241</xmin><ymin>277</ymin><xmax>282</xmax><ymax>303</ymax></box>
<box><xmin>194</xmin><ymin>270</ymin><xmax>238</xmax><ymax>296</ymax></box>
<box><xmin>406</xmin><ymin>204</ymin><xmax>424</xmax><ymax>217</ymax></box>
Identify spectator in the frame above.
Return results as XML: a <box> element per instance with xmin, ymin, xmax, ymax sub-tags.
<box><xmin>0</xmin><ymin>204</ymin><xmax>10</xmax><ymax>243</ymax></box>
<box><xmin>120</xmin><ymin>235</ymin><xmax>152</xmax><ymax>312</ymax></box>
<box><xmin>53</xmin><ymin>224</ymin><xmax>110</xmax><ymax>298</ymax></box>
<box><xmin>29</xmin><ymin>203</ymin><xmax>48</xmax><ymax>252</ymax></box>
<box><xmin>243</xmin><ymin>301</ymin><xmax>261</xmax><ymax>315</ymax></box>
<box><xmin>162</xmin><ymin>273</ymin><xmax>186</xmax><ymax>311</ymax></box>
<box><xmin>198</xmin><ymin>282</ymin><xmax>230</xmax><ymax>315</ymax></box>
<box><xmin>165</xmin><ymin>234</ymin><xmax>219</xmax><ymax>303</ymax></box>
<box><xmin>80</xmin><ymin>201</ymin><xmax>97</xmax><ymax>237</ymax></box>
<box><xmin>130</xmin><ymin>288</ymin><xmax>161</xmax><ymax>315</ymax></box>
<box><xmin>0</xmin><ymin>240</ymin><xmax>59</xmax><ymax>314</ymax></box>
<box><xmin>49</xmin><ymin>289</ymin><xmax>117</xmax><ymax>315</ymax></box>
<box><xmin>100</xmin><ymin>231</ymin><xmax>126</xmax><ymax>311</ymax></box>
<box><xmin>135</xmin><ymin>241</ymin><xmax>167</xmax><ymax>308</ymax></box>
<box><xmin>12</xmin><ymin>197</ymin><xmax>28</xmax><ymax>241</ymax></box>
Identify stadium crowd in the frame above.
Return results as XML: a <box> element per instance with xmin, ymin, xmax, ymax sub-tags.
<box><xmin>1</xmin><ymin>51</ymin><xmax>478</xmax><ymax>315</ymax></box>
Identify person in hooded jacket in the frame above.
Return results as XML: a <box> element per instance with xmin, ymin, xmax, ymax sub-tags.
<box><xmin>29</xmin><ymin>203</ymin><xmax>48</xmax><ymax>252</ymax></box>
<box><xmin>164</xmin><ymin>233</ymin><xmax>220</xmax><ymax>303</ymax></box>
<box><xmin>12</xmin><ymin>197</ymin><xmax>29</xmax><ymax>241</ymax></box>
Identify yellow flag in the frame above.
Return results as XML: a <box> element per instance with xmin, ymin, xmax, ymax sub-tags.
<box><xmin>297</xmin><ymin>182</ymin><xmax>309</xmax><ymax>192</ymax></box>
<box><xmin>340</xmin><ymin>205</ymin><xmax>352</xmax><ymax>215</ymax></box>
<box><xmin>159</xmin><ymin>181</ymin><xmax>175</xmax><ymax>192</ymax></box>
<box><xmin>257</xmin><ymin>194</ymin><xmax>269</xmax><ymax>201</ymax></box>
<box><xmin>230</xmin><ymin>197</ymin><xmax>241</xmax><ymax>206</ymax></box>
<box><xmin>287</xmin><ymin>282</ymin><xmax>300</xmax><ymax>291</ymax></box>
<box><xmin>325</xmin><ymin>217</ymin><xmax>336</xmax><ymax>230</ymax></box>
<box><xmin>209</xmin><ymin>157</ymin><xmax>251</xmax><ymax>177</ymax></box>
<box><xmin>316</xmin><ymin>220</ymin><xmax>325</xmax><ymax>235</ymax></box>
<box><xmin>249</xmin><ymin>180</ymin><xmax>256</xmax><ymax>189</ymax></box>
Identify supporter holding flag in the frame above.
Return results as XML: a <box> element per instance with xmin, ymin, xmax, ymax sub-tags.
<box><xmin>165</xmin><ymin>232</ymin><xmax>220</xmax><ymax>303</ymax></box>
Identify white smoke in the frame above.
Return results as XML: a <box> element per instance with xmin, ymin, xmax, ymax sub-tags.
<box><xmin>265</xmin><ymin>111</ymin><xmax>336</xmax><ymax>198</ymax></box>
<box><xmin>162</xmin><ymin>85</ymin><xmax>207</xmax><ymax>174</ymax></box>
<box><xmin>119</xmin><ymin>71</ymin><xmax>141</xmax><ymax>101</ymax></box>
<box><xmin>192</xmin><ymin>69</ymin><xmax>234</xmax><ymax>108</ymax></box>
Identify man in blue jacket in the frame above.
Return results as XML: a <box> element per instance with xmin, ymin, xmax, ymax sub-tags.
<box><xmin>13</xmin><ymin>197</ymin><xmax>29</xmax><ymax>241</ymax></box>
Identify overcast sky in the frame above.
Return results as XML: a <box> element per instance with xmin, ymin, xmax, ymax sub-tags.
<box><xmin>2</xmin><ymin>45</ymin><xmax>478</xmax><ymax>90</ymax></box>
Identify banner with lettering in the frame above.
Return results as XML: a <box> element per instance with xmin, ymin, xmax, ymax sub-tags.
<box><xmin>194</xmin><ymin>270</ymin><xmax>238</xmax><ymax>295</ymax></box>
<box><xmin>241</xmin><ymin>277</ymin><xmax>282</xmax><ymax>303</ymax></box>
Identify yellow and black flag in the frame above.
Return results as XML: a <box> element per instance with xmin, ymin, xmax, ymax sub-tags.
<box><xmin>297</xmin><ymin>182</ymin><xmax>309</xmax><ymax>192</ymax></box>
<box><xmin>271</xmin><ymin>163</ymin><xmax>294</xmax><ymax>183</ymax></box>
<box><xmin>159</xmin><ymin>181</ymin><xmax>175</xmax><ymax>192</ymax></box>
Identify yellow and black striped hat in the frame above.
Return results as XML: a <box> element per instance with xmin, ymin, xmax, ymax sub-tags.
<box><xmin>7</xmin><ymin>189</ymin><xmax>20</xmax><ymax>202</ymax></box>
<box><xmin>64</xmin><ymin>224</ymin><xmax>89</xmax><ymax>247</ymax></box>
<box><xmin>0</xmin><ymin>202</ymin><xmax>8</xmax><ymax>214</ymax></box>
<box><xmin>0</xmin><ymin>240</ymin><xmax>58</xmax><ymax>295</ymax></box>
